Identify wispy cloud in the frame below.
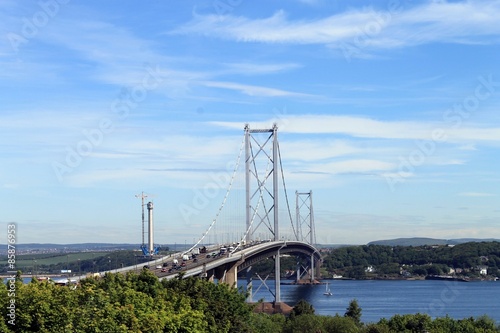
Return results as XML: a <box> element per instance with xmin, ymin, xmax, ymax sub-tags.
<box><xmin>303</xmin><ymin>159</ymin><xmax>395</xmax><ymax>175</ymax></box>
<box><xmin>198</xmin><ymin>80</ymin><xmax>316</xmax><ymax>97</ymax></box>
<box><xmin>281</xmin><ymin>140</ymin><xmax>363</xmax><ymax>161</ymax></box>
<box><xmin>222</xmin><ymin>62</ymin><xmax>301</xmax><ymax>75</ymax></box>
<box><xmin>457</xmin><ymin>192</ymin><xmax>496</xmax><ymax>197</ymax></box>
<box><xmin>174</xmin><ymin>1</ymin><xmax>500</xmax><ymax>50</ymax></box>
<box><xmin>212</xmin><ymin>115</ymin><xmax>500</xmax><ymax>142</ymax></box>
<box><xmin>458</xmin><ymin>143</ymin><xmax>477</xmax><ymax>151</ymax></box>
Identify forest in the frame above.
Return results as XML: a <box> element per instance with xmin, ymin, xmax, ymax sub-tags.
<box><xmin>321</xmin><ymin>241</ymin><xmax>500</xmax><ymax>279</ymax></box>
<box><xmin>4</xmin><ymin>242</ymin><xmax>500</xmax><ymax>281</ymax></box>
<box><xmin>1</xmin><ymin>270</ymin><xmax>499</xmax><ymax>332</ymax></box>
<box><xmin>247</xmin><ymin>241</ymin><xmax>500</xmax><ymax>280</ymax></box>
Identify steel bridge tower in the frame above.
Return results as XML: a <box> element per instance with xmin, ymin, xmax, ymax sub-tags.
<box><xmin>296</xmin><ymin>191</ymin><xmax>316</xmax><ymax>245</ymax></box>
<box><xmin>295</xmin><ymin>191</ymin><xmax>318</xmax><ymax>282</ymax></box>
<box><xmin>244</xmin><ymin>124</ymin><xmax>282</xmax><ymax>302</ymax></box>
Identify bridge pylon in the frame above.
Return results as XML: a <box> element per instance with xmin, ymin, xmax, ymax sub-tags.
<box><xmin>296</xmin><ymin>190</ymin><xmax>316</xmax><ymax>246</ymax></box>
<box><xmin>295</xmin><ymin>190</ymin><xmax>318</xmax><ymax>282</ymax></box>
<box><xmin>244</xmin><ymin>123</ymin><xmax>281</xmax><ymax>302</ymax></box>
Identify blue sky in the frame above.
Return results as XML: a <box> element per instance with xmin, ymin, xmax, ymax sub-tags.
<box><xmin>1</xmin><ymin>0</ymin><xmax>500</xmax><ymax>245</ymax></box>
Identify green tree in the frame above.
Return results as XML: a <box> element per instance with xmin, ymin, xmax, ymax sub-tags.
<box><xmin>348</xmin><ymin>266</ymin><xmax>366</xmax><ymax>279</ymax></box>
<box><xmin>323</xmin><ymin>314</ymin><xmax>360</xmax><ymax>333</ymax></box>
<box><xmin>283</xmin><ymin>314</ymin><xmax>322</xmax><ymax>333</ymax></box>
<box><xmin>291</xmin><ymin>299</ymin><xmax>315</xmax><ymax>317</ymax></box>
<box><xmin>162</xmin><ymin>276</ymin><xmax>253</xmax><ymax>333</ymax></box>
<box><xmin>345</xmin><ymin>299</ymin><xmax>362</xmax><ymax>326</ymax></box>
<box><xmin>406</xmin><ymin>313</ymin><xmax>432</xmax><ymax>332</ymax></box>
<box><xmin>248</xmin><ymin>313</ymin><xmax>285</xmax><ymax>333</ymax></box>
<box><xmin>363</xmin><ymin>323</ymin><xmax>390</xmax><ymax>333</ymax></box>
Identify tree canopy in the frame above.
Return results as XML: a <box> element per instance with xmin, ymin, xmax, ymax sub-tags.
<box><xmin>1</xmin><ymin>271</ymin><xmax>499</xmax><ymax>332</ymax></box>
<box><xmin>322</xmin><ymin>242</ymin><xmax>500</xmax><ymax>279</ymax></box>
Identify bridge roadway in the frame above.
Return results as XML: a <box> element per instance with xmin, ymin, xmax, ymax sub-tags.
<box><xmin>72</xmin><ymin>240</ymin><xmax>321</xmax><ymax>287</ymax></box>
<box><xmin>157</xmin><ymin>240</ymin><xmax>321</xmax><ymax>285</ymax></box>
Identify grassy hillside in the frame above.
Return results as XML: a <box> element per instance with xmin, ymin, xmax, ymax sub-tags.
<box><xmin>368</xmin><ymin>237</ymin><xmax>500</xmax><ymax>246</ymax></box>
<box><xmin>0</xmin><ymin>252</ymin><xmax>108</xmax><ymax>269</ymax></box>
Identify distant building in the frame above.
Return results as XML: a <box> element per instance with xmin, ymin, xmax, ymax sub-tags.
<box><xmin>365</xmin><ymin>265</ymin><xmax>375</xmax><ymax>273</ymax></box>
<box><xmin>477</xmin><ymin>265</ymin><xmax>488</xmax><ymax>275</ymax></box>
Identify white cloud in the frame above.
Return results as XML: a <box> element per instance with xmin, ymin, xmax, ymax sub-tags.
<box><xmin>212</xmin><ymin>115</ymin><xmax>500</xmax><ymax>142</ymax></box>
<box><xmin>198</xmin><ymin>80</ymin><xmax>316</xmax><ymax>97</ymax></box>
<box><xmin>281</xmin><ymin>140</ymin><xmax>363</xmax><ymax>161</ymax></box>
<box><xmin>458</xmin><ymin>143</ymin><xmax>477</xmax><ymax>151</ymax></box>
<box><xmin>174</xmin><ymin>1</ymin><xmax>500</xmax><ymax>50</ymax></box>
<box><xmin>457</xmin><ymin>192</ymin><xmax>496</xmax><ymax>197</ymax></box>
<box><xmin>222</xmin><ymin>62</ymin><xmax>301</xmax><ymax>75</ymax></box>
<box><xmin>296</xmin><ymin>0</ymin><xmax>322</xmax><ymax>5</ymax></box>
<box><xmin>435</xmin><ymin>159</ymin><xmax>465</xmax><ymax>165</ymax></box>
<box><xmin>302</xmin><ymin>159</ymin><xmax>395</xmax><ymax>175</ymax></box>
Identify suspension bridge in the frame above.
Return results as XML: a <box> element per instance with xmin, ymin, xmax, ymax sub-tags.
<box><xmin>77</xmin><ymin>124</ymin><xmax>321</xmax><ymax>303</ymax></box>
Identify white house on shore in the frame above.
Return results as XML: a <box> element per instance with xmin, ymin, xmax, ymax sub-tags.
<box><xmin>477</xmin><ymin>265</ymin><xmax>488</xmax><ymax>276</ymax></box>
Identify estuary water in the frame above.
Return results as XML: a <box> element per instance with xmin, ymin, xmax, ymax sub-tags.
<box><xmin>7</xmin><ymin>277</ymin><xmax>499</xmax><ymax>324</ymax></box>
<box><xmin>242</xmin><ymin>279</ymin><xmax>500</xmax><ymax>324</ymax></box>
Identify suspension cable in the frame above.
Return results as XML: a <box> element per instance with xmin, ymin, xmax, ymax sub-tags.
<box><xmin>232</xmin><ymin>143</ymin><xmax>274</xmax><ymax>253</ymax></box>
<box><xmin>278</xmin><ymin>141</ymin><xmax>298</xmax><ymax>241</ymax></box>
<box><xmin>182</xmin><ymin>133</ymin><xmax>245</xmax><ymax>255</ymax></box>
<box><xmin>233</xmin><ymin>185</ymin><xmax>264</xmax><ymax>253</ymax></box>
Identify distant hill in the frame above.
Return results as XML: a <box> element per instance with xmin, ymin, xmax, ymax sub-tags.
<box><xmin>368</xmin><ymin>237</ymin><xmax>500</xmax><ymax>246</ymax></box>
<box><xmin>3</xmin><ymin>243</ymin><xmax>140</xmax><ymax>250</ymax></box>
<box><xmin>316</xmin><ymin>244</ymin><xmax>353</xmax><ymax>249</ymax></box>
<box><xmin>0</xmin><ymin>243</ymin><xmax>189</xmax><ymax>255</ymax></box>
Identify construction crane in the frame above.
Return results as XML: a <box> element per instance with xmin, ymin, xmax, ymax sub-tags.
<box><xmin>135</xmin><ymin>192</ymin><xmax>159</xmax><ymax>257</ymax></box>
<box><xmin>135</xmin><ymin>192</ymin><xmax>148</xmax><ymax>249</ymax></box>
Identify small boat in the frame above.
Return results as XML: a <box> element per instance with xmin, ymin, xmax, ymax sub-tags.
<box><xmin>324</xmin><ymin>282</ymin><xmax>333</xmax><ymax>296</ymax></box>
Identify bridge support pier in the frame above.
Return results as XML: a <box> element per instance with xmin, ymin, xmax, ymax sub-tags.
<box><xmin>225</xmin><ymin>265</ymin><xmax>238</xmax><ymax>286</ymax></box>
<box><xmin>246</xmin><ymin>266</ymin><xmax>252</xmax><ymax>302</ymax></box>
<box><xmin>214</xmin><ymin>262</ymin><xmax>239</xmax><ymax>287</ymax></box>
<box><xmin>296</xmin><ymin>261</ymin><xmax>300</xmax><ymax>284</ymax></box>
<box><xmin>275</xmin><ymin>251</ymin><xmax>281</xmax><ymax>302</ymax></box>
<box><xmin>316</xmin><ymin>258</ymin><xmax>321</xmax><ymax>279</ymax></box>
<box><xmin>310</xmin><ymin>254</ymin><xmax>315</xmax><ymax>282</ymax></box>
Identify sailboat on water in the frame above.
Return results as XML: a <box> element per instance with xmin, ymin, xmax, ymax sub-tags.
<box><xmin>323</xmin><ymin>282</ymin><xmax>333</xmax><ymax>296</ymax></box>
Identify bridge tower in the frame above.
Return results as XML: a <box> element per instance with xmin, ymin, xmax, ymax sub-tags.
<box><xmin>296</xmin><ymin>191</ymin><xmax>316</xmax><ymax>245</ymax></box>
<box><xmin>295</xmin><ymin>191</ymin><xmax>318</xmax><ymax>282</ymax></box>
<box><xmin>244</xmin><ymin>123</ymin><xmax>281</xmax><ymax>302</ymax></box>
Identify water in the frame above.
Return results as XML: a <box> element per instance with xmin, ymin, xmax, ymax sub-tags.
<box><xmin>2</xmin><ymin>277</ymin><xmax>62</xmax><ymax>283</ymax></box>
<box><xmin>7</xmin><ymin>277</ymin><xmax>499</xmax><ymax>323</ymax></box>
<box><xmin>241</xmin><ymin>279</ymin><xmax>500</xmax><ymax>324</ymax></box>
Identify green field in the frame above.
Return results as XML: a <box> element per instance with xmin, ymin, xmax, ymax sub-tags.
<box><xmin>0</xmin><ymin>252</ymin><xmax>108</xmax><ymax>268</ymax></box>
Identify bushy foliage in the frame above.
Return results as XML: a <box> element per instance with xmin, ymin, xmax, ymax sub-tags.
<box><xmin>345</xmin><ymin>299</ymin><xmax>362</xmax><ymax>326</ymax></box>
<box><xmin>323</xmin><ymin>242</ymin><xmax>500</xmax><ymax>279</ymax></box>
<box><xmin>0</xmin><ymin>271</ymin><xmax>251</xmax><ymax>332</ymax></box>
<box><xmin>290</xmin><ymin>299</ymin><xmax>315</xmax><ymax>317</ymax></box>
<box><xmin>2</xmin><ymin>273</ymin><xmax>499</xmax><ymax>332</ymax></box>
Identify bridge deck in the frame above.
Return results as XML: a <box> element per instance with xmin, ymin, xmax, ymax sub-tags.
<box><xmin>70</xmin><ymin>241</ymin><xmax>320</xmax><ymax>282</ymax></box>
